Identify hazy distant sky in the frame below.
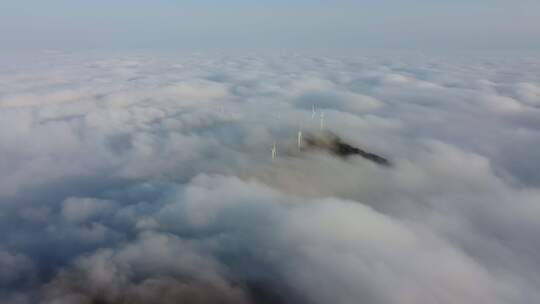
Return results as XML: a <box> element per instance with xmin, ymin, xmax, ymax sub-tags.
<box><xmin>1</xmin><ymin>0</ymin><xmax>539</xmax><ymax>51</ymax></box>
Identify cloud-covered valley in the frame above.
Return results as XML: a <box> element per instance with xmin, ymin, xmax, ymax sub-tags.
<box><xmin>1</xmin><ymin>51</ymin><xmax>540</xmax><ymax>304</ymax></box>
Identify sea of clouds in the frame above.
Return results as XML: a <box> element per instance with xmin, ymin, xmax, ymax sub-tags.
<box><xmin>0</xmin><ymin>51</ymin><xmax>539</xmax><ymax>303</ymax></box>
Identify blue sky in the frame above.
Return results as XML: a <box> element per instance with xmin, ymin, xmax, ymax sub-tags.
<box><xmin>1</xmin><ymin>0</ymin><xmax>539</xmax><ymax>51</ymax></box>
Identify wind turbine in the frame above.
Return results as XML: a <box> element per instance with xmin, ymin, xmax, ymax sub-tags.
<box><xmin>272</xmin><ymin>142</ymin><xmax>277</xmax><ymax>160</ymax></box>
<box><xmin>297</xmin><ymin>129</ymin><xmax>303</xmax><ymax>150</ymax></box>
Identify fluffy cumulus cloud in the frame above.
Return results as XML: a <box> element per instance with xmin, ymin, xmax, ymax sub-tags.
<box><xmin>0</xmin><ymin>51</ymin><xmax>540</xmax><ymax>303</ymax></box>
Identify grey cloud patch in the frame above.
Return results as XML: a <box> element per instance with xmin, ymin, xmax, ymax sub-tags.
<box><xmin>0</xmin><ymin>52</ymin><xmax>539</xmax><ymax>303</ymax></box>
<box><xmin>61</xmin><ymin>197</ymin><xmax>118</xmax><ymax>223</ymax></box>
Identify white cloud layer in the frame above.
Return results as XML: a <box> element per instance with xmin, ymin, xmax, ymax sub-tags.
<box><xmin>0</xmin><ymin>51</ymin><xmax>539</xmax><ymax>303</ymax></box>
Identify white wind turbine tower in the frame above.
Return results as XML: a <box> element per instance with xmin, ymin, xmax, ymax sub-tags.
<box><xmin>272</xmin><ymin>142</ymin><xmax>277</xmax><ymax>160</ymax></box>
<box><xmin>297</xmin><ymin>129</ymin><xmax>303</xmax><ymax>150</ymax></box>
<box><xmin>312</xmin><ymin>104</ymin><xmax>316</xmax><ymax>119</ymax></box>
